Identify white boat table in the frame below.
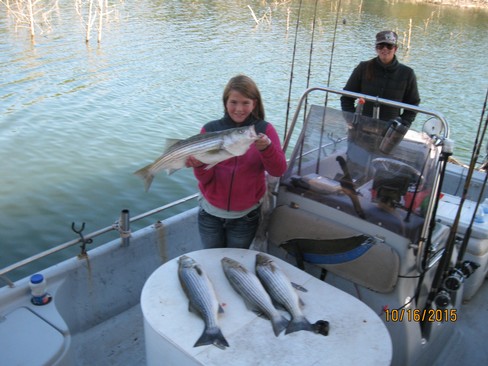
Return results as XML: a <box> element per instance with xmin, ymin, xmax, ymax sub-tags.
<box><xmin>141</xmin><ymin>248</ymin><xmax>392</xmax><ymax>366</ymax></box>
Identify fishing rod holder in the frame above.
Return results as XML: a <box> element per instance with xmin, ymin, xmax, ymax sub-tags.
<box><xmin>71</xmin><ymin>222</ymin><xmax>93</xmax><ymax>257</ymax></box>
<box><xmin>113</xmin><ymin>209</ymin><xmax>131</xmax><ymax>247</ymax></box>
<box><xmin>460</xmin><ymin>260</ymin><xmax>480</xmax><ymax>277</ymax></box>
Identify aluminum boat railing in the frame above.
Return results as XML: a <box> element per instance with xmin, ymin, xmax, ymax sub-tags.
<box><xmin>0</xmin><ymin>193</ymin><xmax>199</xmax><ymax>287</ymax></box>
<box><xmin>282</xmin><ymin>86</ymin><xmax>451</xmax><ymax>275</ymax></box>
<box><xmin>282</xmin><ymin>86</ymin><xmax>449</xmax><ymax>152</ymax></box>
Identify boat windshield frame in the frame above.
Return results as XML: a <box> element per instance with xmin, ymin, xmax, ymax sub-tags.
<box><xmin>280</xmin><ymin>86</ymin><xmax>450</xmax><ymax>257</ymax></box>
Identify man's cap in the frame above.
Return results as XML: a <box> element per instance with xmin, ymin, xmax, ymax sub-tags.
<box><xmin>375</xmin><ymin>31</ymin><xmax>398</xmax><ymax>45</ymax></box>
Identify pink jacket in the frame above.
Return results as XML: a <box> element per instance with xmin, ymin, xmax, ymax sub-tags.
<box><xmin>193</xmin><ymin>120</ymin><xmax>286</xmax><ymax>212</ymax></box>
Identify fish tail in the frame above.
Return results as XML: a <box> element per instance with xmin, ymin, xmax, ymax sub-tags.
<box><xmin>271</xmin><ymin>315</ymin><xmax>289</xmax><ymax>337</ymax></box>
<box><xmin>134</xmin><ymin>165</ymin><xmax>155</xmax><ymax>191</ymax></box>
<box><xmin>285</xmin><ymin>316</ymin><xmax>315</xmax><ymax>335</ymax></box>
<box><xmin>194</xmin><ymin>326</ymin><xmax>229</xmax><ymax>349</ymax></box>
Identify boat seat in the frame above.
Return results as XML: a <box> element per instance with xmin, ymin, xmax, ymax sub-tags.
<box><xmin>0</xmin><ymin>307</ymin><xmax>65</xmax><ymax>365</ymax></box>
<box><xmin>267</xmin><ymin>205</ymin><xmax>400</xmax><ymax>293</ymax></box>
<box><xmin>285</xmin><ymin>175</ymin><xmax>425</xmax><ymax>243</ymax></box>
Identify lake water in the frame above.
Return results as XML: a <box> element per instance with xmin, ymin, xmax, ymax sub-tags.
<box><xmin>1</xmin><ymin>0</ymin><xmax>487</xmax><ymax>282</ymax></box>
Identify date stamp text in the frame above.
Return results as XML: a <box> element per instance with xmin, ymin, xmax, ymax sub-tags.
<box><xmin>384</xmin><ymin>308</ymin><xmax>457</xmax><ymax>322</ymax></box>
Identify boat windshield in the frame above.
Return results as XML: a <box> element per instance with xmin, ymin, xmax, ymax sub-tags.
<box><xmin>282</xmin><ymin>102</ymin><xmax>442</xmax><ymax>242</ymax></box>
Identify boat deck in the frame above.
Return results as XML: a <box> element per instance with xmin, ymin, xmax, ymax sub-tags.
<box><xmin>433</xmin><ymin>277</ymin><xmax>488</xmax><ymax>365</ymax></box>
<box><xmin>72</xmin><ymin>304</ymin><xmax>145</xmax><ymax>366</ymax></box>
<box><xmin>72</xmin><ymin>278</ymin><xmax>488</xmax><ymax>366</ymax></box>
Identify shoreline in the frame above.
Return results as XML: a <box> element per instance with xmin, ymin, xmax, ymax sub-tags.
<box><xmin>414</xmin><ymin>0</ymin><xmax>488</xmax><ymax>9</ymax></box>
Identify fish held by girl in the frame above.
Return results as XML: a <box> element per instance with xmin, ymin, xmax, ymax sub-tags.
<box><xmin>135</xmin><ymin>125</ymin><xmax>258</xmax><ymax>191</ymax></box>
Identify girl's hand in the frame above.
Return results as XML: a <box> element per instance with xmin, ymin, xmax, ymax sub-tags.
<box><xmin>185</xmin><ymin>156</ymin><xmax>205</xmax><ymax>168</ymax></box>
<box><xmin>255</xmin><ymin>133</ymin><xmax>271</xmax><ymax>151</ymax></box>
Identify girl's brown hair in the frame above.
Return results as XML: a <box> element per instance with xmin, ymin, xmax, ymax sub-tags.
<box><xmin>223</xmin><ymin>74</ymin><xmax>265</xmax><ymax>120</ymax></box>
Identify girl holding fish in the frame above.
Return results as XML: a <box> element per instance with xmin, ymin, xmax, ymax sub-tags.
<box><xmin>186</xmin><ymin>74</ymin><xmax>287</xmax><ymax>249</ymax></box>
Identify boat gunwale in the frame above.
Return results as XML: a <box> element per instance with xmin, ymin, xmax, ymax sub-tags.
<box><xmin>0</xmin><ymin>193</ymin><xmax>199</xmax><ymax>286</ymax></box>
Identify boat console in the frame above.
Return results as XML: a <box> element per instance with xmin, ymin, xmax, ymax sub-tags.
<box><xmin>279</xmin><ymin>104</ymin><xmax>438</xmax><ymax>243</ymax></box>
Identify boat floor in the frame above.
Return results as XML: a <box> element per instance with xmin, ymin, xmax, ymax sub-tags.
<box><xmin>74</xmin><ymin>278</ymin><xmax>488</xmax><ymax>366</ymax></box>
<box><xmin>72</xmin><ymin>304</ymin><xmax>146</xmax><ymax>366</ymax></box>
<box><xmin>433</xmin><ymin>277</ymin><xmax>488</xmax><ymax>365</ymax></box>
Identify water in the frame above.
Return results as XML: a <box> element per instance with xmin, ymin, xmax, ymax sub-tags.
<box><xmin>1</xmin><ymin>0</ymin><xmax>487</xmax><ymax>282</ymax></box>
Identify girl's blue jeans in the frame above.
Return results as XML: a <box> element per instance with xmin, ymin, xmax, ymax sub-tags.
<box><xmin>197</xmin><ymin>207</ymin><xmax>260</xmax><ymax>249</ymax></box>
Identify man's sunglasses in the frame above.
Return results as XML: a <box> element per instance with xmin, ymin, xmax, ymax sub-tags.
<box><xmin>376</xmin><ymin>43</ymin><xmax>396</xmax><ymax>50</ymax></box>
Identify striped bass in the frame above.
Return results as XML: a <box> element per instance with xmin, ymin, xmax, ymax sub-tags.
<box><xmin>135</xmin><ymin>125</ymin><xmax>258</xmax><ymax>191</ymax></box>
<box><xmin>255</xmin><ymin>253</ymin><xmax>315</xmax><ymax>335</ymax></box>
<box><xmin>221</xmin><ymin>256</ymin><xmax>288</xmax><ymax>337</ymax></box>
<box><xmin>177</xmin><ymin>255</ymin><xmax>229</xmax><ymax>349</ymax></box>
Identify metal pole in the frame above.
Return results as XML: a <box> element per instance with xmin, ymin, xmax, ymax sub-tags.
<box><xmin>120</xmin><ymin>209</ymin><xmax>130</xmax><ymax>247</ymax></box>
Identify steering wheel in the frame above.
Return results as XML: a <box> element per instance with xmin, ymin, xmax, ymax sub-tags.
<box><xmin>371</xmin><ymin>157</ymin><xmax>421</xmax><ymax>180</ymax></box>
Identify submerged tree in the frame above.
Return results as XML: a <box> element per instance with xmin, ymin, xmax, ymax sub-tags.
<box><xmin>76</xmin><ymin>0</ymin><xmax>113</xmax><ymax>44</ymax></box>
<box><xmin>2</xmin><ymin>0</ymin><xmax>118</xmax><ymax>44</ymax></box>
<box><xmin>1</xmin><ymin>0</ymin><xmax>59</xmax><ymax>43</ymax></box>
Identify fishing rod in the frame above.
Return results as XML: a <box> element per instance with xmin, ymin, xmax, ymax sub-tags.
<box><xmin>422</xmin><ymin>89</ymin><xmax>488</xmax><ymax>333</ymax></box>
<box><xmin>455</xmin><ymin>89</ymin><xmax>488</xmax><ymax>266</ymax></box>
<box><xmin>421</xmin><ymin>144</ymin><xmax>451</xmax><ymax>269</ymax></box>
<box><xmin>304</xmin><ymin>0</ymin><xmax>319</xmax><ymax>171</ymax></box>
<box><xmin>413</xmin><ymin>139</ymin><xmax>452</xmax><ymax>304</ymax></box>
<box><xmin>315</xmin><ymin>0</ymin><xmax>342</xmax><ymax>173</ymax></box>
<box><xmin>325</xmin><ymin>0</ymin><xmax>342</xmax><ymax>95</ymax></box>
<box><xmin>303</xmin><ymin>0</ymin><xmax>319</xmax><ymax>126</ymax></box>
<box><xmin>284</xmin><ymin>0</ymin><xmax>303</xmax><ymax>140</ymax></box>
<box><xmin>296</xmin><ymin>0</ymin><xmax>320</xmax><ymax>177</ymax></box>
<box><xmin>305</xmin><ymin>0</ymin><xmax>319</xmax><ymax>93</ymax></box>
<box><xmin>452</xmin><ymin>169</ymin><xmax>486</xmax><ymax>279</ymax></box>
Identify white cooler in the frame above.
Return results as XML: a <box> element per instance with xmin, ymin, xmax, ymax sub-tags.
<box><xmin>436</xmin><ymin>194</ymin><xmax>488</xmax><ymax>300</ymax></box>
<box><xmin>141</xmin><ymin>248</ymin><xmax>392</xmax><ymax>366</ymax></box>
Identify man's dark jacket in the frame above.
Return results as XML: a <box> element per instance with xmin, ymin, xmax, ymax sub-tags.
<box><xmin>340</xmin><ymin>56</ymin><xmax>420</xmax><ymax>125</ymax></box>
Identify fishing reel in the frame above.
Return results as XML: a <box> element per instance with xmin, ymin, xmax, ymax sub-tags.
<box><xmin>433</xmin><ymin>290</ymin><xmax>451</xmax><ymax>309</ymax></box>
<box><xmin>443</xmin><ymin>260</ymin><xmax>480</xmax><ymax>292</ymax></box>
<box><xmin>443</xmin><ymin>268</ymin><xmax>464</xmax><ymax>292</ymax></box>
<box><xmin>434</xmin><ymin>261</ymin><xmax>480</xmax><ymax>309</ymax></box>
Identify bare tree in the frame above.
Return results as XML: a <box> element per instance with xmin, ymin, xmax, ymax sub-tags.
<box><xmin>1</xmin><ymin>0</ymin><xmax>59</xmax><ymax>43</ymax></box>
<box><xmin>76</xmin><ymin>0</ymin><xmax>114</xmax><ymax>43</ymax></box>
